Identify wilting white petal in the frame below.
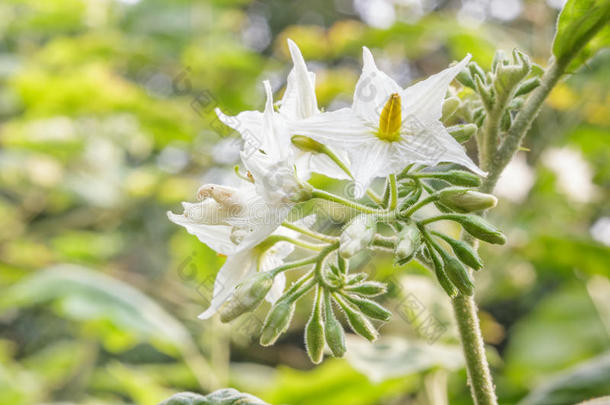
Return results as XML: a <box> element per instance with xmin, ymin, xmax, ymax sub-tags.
<box><xmin>401</xmin><ymin>55</ymin><xmax>471</xmax><ymax>124</ymax></box>
<box><xmin>167</xmin><ymin>211</ymin><xmax>237</xmax><ymax>255</ymax></box>
<box><xmin>198</xmin><ymin>250</ymin><xmax>257</xmax><ymax>319</ymax></box>
<box><xmin>352</xmin><ymin>47</ymin><xmax>402</xmax><ymax>123</ymax></box>
<box><xmin>281</xmin><ymin>39</ymin><xmax>319</xmax><ymax>119</ymax></box>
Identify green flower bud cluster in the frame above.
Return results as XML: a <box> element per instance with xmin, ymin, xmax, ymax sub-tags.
<box><xmin>256</xmin><ymin>254</ymin><xmax>390</xmax><ymax>364</ymax></box>
<box><xmin>455</xmin><ymin>49</ymin><xmax>541</xmax><ymax>131</ymax></box>
<box><xmin>393</xmin><ymin>166</ymin><xmax>505</xmax><ymax>296</ymax></box>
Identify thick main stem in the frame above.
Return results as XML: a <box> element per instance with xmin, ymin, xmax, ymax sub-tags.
<box><xmin>452</xmin><ymin>295</ymin><xmax>497</xmax><ymax>405</ymax></box>
<box><xmin>453</xmin><ymin>18</ymin><xmax>607</xmax><ymax>403</ymax></box>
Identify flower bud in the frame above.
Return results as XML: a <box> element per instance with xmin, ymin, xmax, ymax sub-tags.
<box><xmin>475</xmin><ymin>75</ymin><xmax>494</xmax><ymax>111</ymax></box>
<box><xmin>469</xmin><ymin>62</ymin><xmax>487</xmax><ymax>84</ymax></box>
<box><xmin>219</xmin><ymin>272</ymin><xmax>274</xmax><ymax>323</ymax></box>
<box><xmin>447</xmin><ymin>124</ymin><xmax>477</xmax><ymax>144</ymax></box>
<box><xmin>339</xmin><ymin>215</ymin><xmax>377</xmax><ymax>258</ymax></box>
<box><xmin>323</xmin><ymin>294</ymin><xmax>346</xmax><ymax>357</ymax></box>
<box><xmin>425</xmin><ymin>246</ymin><xmax>459</xmax><ymax>298</ymax></box>
<box><xmin>334</xmin><ymin>295</ymin><xmax>378</xmax><ymax>342</ymax></box>
<box><xmin>492</xmin><ymin>50</ymin><xmax>507</xmax><ymax>73</ymax></box>
<box><xmin>441</xmin><ymin>97</ymin><xmax>460</xmax><ymax>122</ymax></box>
<box><xmin>344</xmin><ymin>281</ymin><xmax>387</xmax><ymax>297</ymax></box>
<box><xmin>456</xmin><ymin>69</ymin><xmax>475</xmax><ymax>89</ymax></box>
<box><xmin>437</xmin><ymin>234</ymin><xmax>483</xmax><ymax>270</ymax></box>
<box><xmin>438</xmin><ymin>188</ymin><xmax>498</xmax><ymax>212</ymax></box>
<box><xmin>428</xmin><ymin>170</ymin><xmax>481</xmax><ymax>187</ymax></box>
<box><xmin>344</xmin><ymin>294</ymin><xmax>391</xmax><ymax>321</ymax></box>
<box><xmin>291</xmin><ymin>135</ymin><xmax>326</xmax><ymax>154</ymax></box>
<box><xmin>451</xmin><ymin>214</ymin><xmax>507</xmax><ymax>245</ymax></box>
<box><xmin>305</xmin><ymin>290</ymin><xmax>325</xmax><ymax>364</ymax></box>
<box><xmin>260</xmin><ymin>300</ymin><xmax>295</xmax><ymax>346</ymax></box>
<box><xmin>436</xmin><ymin>249</ymin><xmax>474</xmax><ymax>296</ymax></box>
<box><xmin>394</xmin><ymin>222</ymin><xmax>422</xmax><ymax>264</ymax></box>
<box><xmin>514</xmin><ymin>77</ymin><xmax>541</xmax><ymax>97</ymax></box>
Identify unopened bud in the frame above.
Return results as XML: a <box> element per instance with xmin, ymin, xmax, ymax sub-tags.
<box><xmin>475</xmin><ymin>75</ymin><xmax>494</xmax><ymax>111</ymax></box>
<box><xmin>447</xmin><ymin>124</ymin><xmax>477</xmax><ymax>144</ymax></box>
<box><xmin>437</xmin><ymin>234</ymin><xmax>483</xmax><ymax>270</ymax></box>
<box><xmin>305</xmin><ymin>290</ymin><xmax>325</xmax><ymax>364</ymax></box>
<box><xmin>441</xmin><ymin>97</ymin><xmax>460</xmax><ymax>122</ymax></box>
<box><xmin>437</xmin><ymin>249</ymin><xmax>474</xmax><ymax>296</ymax></box>
<box><xmin>344</xmin><ymin>281</ymin><xmax>387</xmax><ymax>297</ymax></box>
<box><xmin>291</xmin><ymin>135</ymin><xmax>325</xmax><ymax>154</ymax></box>
<box><xmin>324</xmin><ymin>295</ymin><xmax>346</xmax><ymax>357</ymax></box>
<box><xmin>438</xmin><ymin>188</ymin><xmax>498</xmax><ymax>212</ymax></box>
<box><xmin>451</xmin><ymin>214</ymin><xmax>507</xmax><ymax>245</ymax></box>
<box><xmin>344</xmin><ymin>294</ymin><xmax>392</xmax><ymax>321</ymax></box>
<box><xmin>492</xmin><ymin>50</ymin><xmax>507</xmax><ymax>73</ymax></box>
<box><xmin>428</xmin><ymin>170</ymin><xmax>481</xmax><ymax>187</ymax></box>
<box><xmin>219</xmin><ymin>272</ymin><xmax>274</xmax><ymax>323</ymax></box>
<box><xmin>260</xmin><ymin>300</ymin><xmax>295</xmax><ymax>346</ymax></box>
<box><xmin>514</xmin><ymin>77</ymin><xmax>541</xmax><ymax>97</ymax></box>
<box><xmin>339</xmin><ymin>215</ymin><xmax>377</xmax><ymax>258</ymax></box>
<box><xmin>334</xmin><ymin>295</ymin><xmax>378</xmax><ymax>341</ymax></box>
<box><xmin>394</xmin><ymin>222</ymin><xmax>422</xmax><ymax>264</ymax></box>
<box><xmin>469</xmin><ymin>62</ymin><xmax>487</xmax><ymax>83</ymax></box>
<box><xmin>456</xmin><ymin>69</ymin><xmax>475</xmax><ymax>89</ymax></box>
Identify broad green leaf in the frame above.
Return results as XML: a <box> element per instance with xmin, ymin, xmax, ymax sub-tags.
<box><xmin>504</xmin><ymin>283</ymin><xmax>610</xmax><ymax>389</ymax></box>
<box><xmin>518</xmin><ymin>352</ymin><xmax>610</xmax><ymax>405</ymax></box>
<box><xmin>262</xmin><ymin>358</ymin><xmax>416</xmax><ymax>405</ymax></box>
<box><xmin>552</xmin><ymin>0</ymin><xmax>610</xmax><ymax>70</ymax></box>
<box><xmin>159</xmin><ymin>389</ymin><xmax>270</xmax><ymax>405</ymax></box>
<box><xmin>0</xmin><ymin>264</ymin><xmax>192</xmax><ymax>354</ymax></box>
<box><xmin>345</xmin><ymin>336</ymin><xmax>463</xmax><ymax>383</ymax></box>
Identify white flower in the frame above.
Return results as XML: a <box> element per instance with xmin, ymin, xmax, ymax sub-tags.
<box><xmin>167</xmin><ymin>182</ymin><xmax>287</xmax><ymax>255</ymax></box>
<box><xmin>289</xmin><ymin>47</ymin><xmax>484</xmax><ymax>194</ymax></box>
<box><xmin>198</xmin><ymin>237</ymin><xmax>294</xmax><ymax>319</ymax></box>
<box><xmin>216</xmin><ymin>80</ymin><xmax>307</xmax><ymax>204</ymax></box>
<box><xmin>167</xmin><ymin>181</ymin><xmax>299</xmax><ymax>319</ymax></box>
<box><xmin>279</xmin><ymin>39</ymin><xmax>351</xmax><ymax>181</ymax></box>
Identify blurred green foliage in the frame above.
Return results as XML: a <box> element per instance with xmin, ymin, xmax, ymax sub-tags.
<box><xmin>0</xmin><ymin>0</ymin><xmax>608</xmax><ymax>404</ymax></box>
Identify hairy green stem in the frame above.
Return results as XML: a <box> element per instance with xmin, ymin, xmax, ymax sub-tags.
<box><xmin>312</xmin><ymin>189</ymin><xmax>387</xmax><ymax>215</ymax></box>
<box><xmin>281</xmin><ymin>221</ymin><xmax>338</xmax><ymax>243</ymax></box>
<box><xmin>452</xmin><ymin>295</ymin><xmax>498</xmax><ymax>405</ymax></box>
<box><xmin>453</xmin><ymin>18</ymin><xmax>607</xmax><ymax>405</ymax></box>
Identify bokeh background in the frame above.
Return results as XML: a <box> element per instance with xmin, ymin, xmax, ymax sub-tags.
<box><xmin>0</xmin><ymin>0</ymin><xmax>608</xmax><ymax>404</ymax></box>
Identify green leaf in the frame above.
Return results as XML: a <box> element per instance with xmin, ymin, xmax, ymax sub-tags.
<box><xmin>159</xmin><ymin>389</ymin><xmax>270</xmax><ymax>405</ymax></box>
<box><xmin>518</xmin><ymin>352</ymin><xmax>610</xmax><ymax>405</ymax></box>
<box><xmin>552</xmin><ymin>0</ymin><xmax>610</xmax><ymax>70</ymax></box>
<box><xmin>345</xmin><ymin>336</ymin><xmax>463</xmax><ymax>383</ymax></box>
<box><xmin>0</xmin><ymin>264</ymin><xmax>192</xmax><ymax>354</ymax></box>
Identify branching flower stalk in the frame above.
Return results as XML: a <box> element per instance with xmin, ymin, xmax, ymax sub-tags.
<box><xmin>165</xmin><ymin>7</ymin><xmax>608</xmax><ymax>403</ymax></box>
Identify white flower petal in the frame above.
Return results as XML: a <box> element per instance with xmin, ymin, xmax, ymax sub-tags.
<box><xmin>348</xmin><ymin>138</ymin><xmax>394</xmax><ymax>194</ymax></box>
<box><xmin>394</xmin><ymin>120</ymin><xmax>485</xmax><ymax>176</ymax></box>
<box><xmin>401</xmin><ymin>55</ymin><xmax>471</xmax><ymax>123</ymax></box>
<box><xmin>293</xmin><ymin>148</ymin><xmax>351</xmax><ymax>180</ymax></box>
<box><xmin>280</xmin><ymin>39</ymin><xmax>319</xmax><ymax>119</ymax></box>
<box><xmin>215</xmin><ymin>108</ymin><xmax>263</xmax><ymax>151</ymax></box>
<box><xmin>352</xmin><ymin>47</ymin><xmax>402</xmax><ymax>123</ymax></box>
<box><xmin>289</xmin><ymin>108</ymin><xmax>373</xmax><ymax>147</ymax></box>
<box><xmin>266</xmin><ymin>272</ymin><xmax>286</xmax><ymax>304</ymax></box>
<box><xmin>198</xmin><ymin>250</ymin><xmax>257</xmax><ymax>319</ymax></box>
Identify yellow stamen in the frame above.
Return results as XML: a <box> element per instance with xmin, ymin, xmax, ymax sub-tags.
<box><xmin>376</xmin><ymin>93</ymin><xmax>402</xmax><ymax>142</ymax></box>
